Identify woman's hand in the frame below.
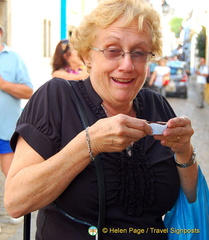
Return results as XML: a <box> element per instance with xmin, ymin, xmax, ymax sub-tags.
<box><xmin>153</xmin><ymin>116</ymin><xmax>194</xmax><ymax>154</ymax></box>
<box><xmin>88</xmin><ymin>114</ymin><xmax>153</xmax><ymax>155</ymax></box>
<box><xmin>154</xmin><ymin>116</ymin><xmax>197</xmax><ymax>203</ymax></box>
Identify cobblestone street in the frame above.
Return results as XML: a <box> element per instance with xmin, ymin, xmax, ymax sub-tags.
<box><xmin>0</xmin><ymin>76</ymin><xmax>209</xmax><ymax>239</ymax></box>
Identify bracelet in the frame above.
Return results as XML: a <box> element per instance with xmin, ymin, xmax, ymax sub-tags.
<box><xmin>174</xmin><ymin>149</ymin><xmax>196</xmax><ymax>168</ymax></box>
<box><xmin>85</xmin><ymin>127</ymin><xmax>95</xmax><ymax>161</ymax></box>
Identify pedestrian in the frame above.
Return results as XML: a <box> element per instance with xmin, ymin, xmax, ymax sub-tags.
<box><xmin>51</xmin><ymin>39</ymin><xmax>89</xmax><ymax>80</ymax></box>
<box><xmin>148</xmin><ymin>57</ymin><xmax>170</xmax><ymax>96</ymax></box>
<box><xmin>4</xmin><ymin>1</ymin><xmax>197</xmax><ymax>240</ymax></box>
<box><xmin>0</xmin><ymin>25</ymin><xmax>33</xmax><ymax>177</ymax></box>
<box><xmin>195</xmin><ymin>57</ymin><xmax>209</xmax><ymax>108</ymax></box>
<box><xmin>149</xmin><ymin>61</ymin><xmax>158</xmax><ymax>76</ymax></box>
<box><xmin>142</xmin><ymin>61</ymin><xmax>157</xmax><ymax>88</ymax></box>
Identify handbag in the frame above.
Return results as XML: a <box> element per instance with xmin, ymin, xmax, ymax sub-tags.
<box><xmin>165</xmin><ymin>80</ymin><xmax>176</xmax><ymax>92</ymax></box>
<box><xmin>163</xmin><ymin>75</ymin><xmax>170</xmax><ymax>86</ymax></box>
<box><xmin>23</xmin><ymin>80</ymin><xmax>105</xmax><ymax>240</ymax></box>
<box><xmin>164</xmin><ymin>165</ymin><xmax>209</xmax><ymax>240</ymax></box>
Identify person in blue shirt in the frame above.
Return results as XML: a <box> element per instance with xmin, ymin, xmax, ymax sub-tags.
<box><xmin>0</xmin><ymin>25</ymin><xmax>33</xmax><ymax>177</ymax></box>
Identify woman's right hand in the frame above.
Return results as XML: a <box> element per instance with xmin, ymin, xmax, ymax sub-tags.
<box><xmin>88</xmin><ymin>114</ymin><xmax>152</xmax><ymax>155</ymax></box>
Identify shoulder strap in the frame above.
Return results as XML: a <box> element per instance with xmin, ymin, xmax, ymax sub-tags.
<box><xmin>23</xmin><ymin>213</ymin><xmax>31</xmax><ymax>240</ymax></box>
<box><xmin>67</xmin><ymin>81</ymin><xmax>105</xmax><ymax>240</ymax></box>
<box><xmin>67</xmin><ymin>81</ymin><xmax>89</xmax><ymax>129</ymax></box>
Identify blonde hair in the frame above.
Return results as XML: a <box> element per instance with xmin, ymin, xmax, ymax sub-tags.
<box><xmin>70</xmin><ymin>0</ymin><xmax>162</xmax><ymax>67</ymax></box>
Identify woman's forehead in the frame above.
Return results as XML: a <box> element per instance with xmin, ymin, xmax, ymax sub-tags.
<box><xmin>93</xmin><ymin>20</ymin><xmax>152</xmax><ymax>46</ymax></box>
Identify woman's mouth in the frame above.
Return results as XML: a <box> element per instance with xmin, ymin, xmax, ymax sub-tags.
<box><xmin>112</xmin><ymin>77</ymin><xmax>134</xmax><ymax>83</ymax></box>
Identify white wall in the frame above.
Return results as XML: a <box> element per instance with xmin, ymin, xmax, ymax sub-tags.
<box><xmin>67</xmin><ymin>0</ymin><xmax>98</xmax><ymax>27</ymax></box>
<box><xmin>6</xmin><ymin>0</ymin><xmax>100</xmax><ymax>108</ymax></box>
<box><xmin>10</xmin><ymin>0</ymin><xmax>61</xmax><ymax>94</ymax></box>
<box><xmin>9</xmin><ymin>0</ymin><xmax>99</xmax><ymax>97</ymax></box>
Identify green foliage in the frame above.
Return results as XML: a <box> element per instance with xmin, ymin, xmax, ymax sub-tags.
<box><xmin>169</xmin><ymin>17</ymin><xmax>183</xmax><ymax>38</ymax></box>
<box><xmin>196</xmin><ymin>26</ymin><xmax>206</xmax><ymax>58</ymax></box>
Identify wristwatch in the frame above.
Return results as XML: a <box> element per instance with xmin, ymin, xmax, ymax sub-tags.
<box><xmin>174</xmin><ymin>149</ymin><xmax>196</xmax><ymax>168</ymax></box>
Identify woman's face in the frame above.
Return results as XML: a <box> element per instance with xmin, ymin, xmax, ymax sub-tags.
<box><xmin>65</xmin><ymin>50</ymin><xmax>83</xmax><ymax>68</ymax></box>
<box><xmin>85</xmin><ymin>18</ymin><xmax>152</xmax><ymax>107</ymax></box>
<box><xmin>159</xmin><ymin>59</ymin><xmax>167</xmax><ymax>66</ymax></box>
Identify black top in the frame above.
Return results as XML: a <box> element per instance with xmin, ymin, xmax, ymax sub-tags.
<box><xmin>11</xmin><ymin>78</ymin><xmax>180</xmax><ymax>240</ymax></box>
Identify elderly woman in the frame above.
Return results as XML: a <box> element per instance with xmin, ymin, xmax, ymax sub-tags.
<box><xmin>5</xmin><ymin>0</ymin><xmax>197</xmax><ymax>240</ymax></box>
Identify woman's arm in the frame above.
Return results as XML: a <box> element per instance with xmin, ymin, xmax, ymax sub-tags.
<box><xmin>175</xmin><ymin>147</ymin><xmax>198</xmax><ymax>202</ymax></box>
<box><xmin>154</xmin><ymin>116</ymin><xmax>198</xmax><ymax>203</ymax></box>
<box><xmin>4</xmin><ymin>115</ymin><xmax>153</xmax><ymax>217</ymax></box>
<box><xmin>4</xmin><ymin>131</ymin><xmax>91</xmax><ymax>218</ymax></box>
<box><xmin>148</xmin><ymin>71</ymin><xmax>157</xmax><ymax>86</ymax></box>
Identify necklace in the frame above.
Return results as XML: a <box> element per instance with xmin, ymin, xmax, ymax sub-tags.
<box><xmin>101</xmin><ymin>104</ymin><xmax>134</xmax><ymax>117</ymax></box>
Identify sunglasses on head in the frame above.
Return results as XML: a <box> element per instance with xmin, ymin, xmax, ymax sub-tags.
<box><xmin>61</xmin><ymin>39</ymin><xmax>69</xmax><ymax>52</ymax></box>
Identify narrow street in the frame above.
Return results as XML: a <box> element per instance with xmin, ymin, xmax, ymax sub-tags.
<box><xmin>0</xmin><ymin>75</ymin><xmax>209</xmax><ymax>240</ymax></box>
<box><xmin>166</xmin><ymin>75</ymin><xmax>209</xmax><ymax>184</ymax></box>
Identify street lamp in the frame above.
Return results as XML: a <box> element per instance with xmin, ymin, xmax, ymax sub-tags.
<box><xmin>162</xmin><ymin>0</ymin><xmax>170</xmax><ymax>15</ymax></box>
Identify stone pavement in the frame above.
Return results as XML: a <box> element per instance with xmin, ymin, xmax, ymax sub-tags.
<box><xmin>0</xmin><ymin>171</ymin><xmax>16</xmax><ymax>240</ymax></box>
<box><xmin>0</xmin><ymin>169</ymin><xmax>37</xmax><ymax>240</ymax></box>
<box><xmin>0</xmin><ymin>75</ymin><xmax>209</xmax><ymax>239</ymax></box>
<box><xmin>167</xmin><ymin>76</ymin><xmax>209</xmax><ymax>184</ymax></box>
<box><xmin>0</xmin><ymin>171</ymin><xmax>21</xmax><ymax>240</ymax></box>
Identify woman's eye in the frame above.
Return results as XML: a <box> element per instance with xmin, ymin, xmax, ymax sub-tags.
<box><xmin>132</xmin><ymin>51</ymin><xmax>147</xmax><ymax>58</ymax></box>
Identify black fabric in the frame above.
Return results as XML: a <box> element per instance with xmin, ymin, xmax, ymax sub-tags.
<box><xmin>206</xmin><ymin>75</ymin><xmax>209</xmax><ymax>83</ymax></box>
<box><xmin>66</xmin><ymin>81</ymin><xmax>105</xmax><ymax>240</ymax></box>
<box><xmin>11</xmin><ymin>77</ymin><xmax>180</xmax><ymax>240</ymax></box>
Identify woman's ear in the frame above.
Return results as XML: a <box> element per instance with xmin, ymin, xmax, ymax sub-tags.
<box><xmin>83</xmin><ymin>54</ymin><xmax>91</xmax><ymax>67</ymax></box>
<box><xmin>63</xmin><ymin>52</ymin><xmax>68</xmax><ymax>61</ymax></box>
<box><xmin>85</xmin><ymin>61</ymin><xmax>91</xmax><ymax>68</ymax></box>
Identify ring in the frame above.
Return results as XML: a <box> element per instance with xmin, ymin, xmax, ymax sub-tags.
<box><xmin>176</xmin><ymin>136</ymin><xmax>180</xmax><ymax>143</ymax></box>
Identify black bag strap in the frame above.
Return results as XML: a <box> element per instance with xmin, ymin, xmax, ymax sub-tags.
<box><xmin>67</xmin><ymin>81</ymin><xmax>105</xmax><ymax>240</ymax></box>
<box><xmin>23</xmin><ymin>213</ymin><xmax>31</xmax><ymax>240</ymax></box>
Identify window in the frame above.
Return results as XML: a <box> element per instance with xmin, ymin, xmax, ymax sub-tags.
<box><xmin>43</xmin><ymin>19</ymin><xmax>51</xmax><ymax>58</ymax></box>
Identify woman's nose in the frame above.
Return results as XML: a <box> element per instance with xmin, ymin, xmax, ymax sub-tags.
<box><xmin>117</xmin><ymin>54</ymin><xmax>135</xmax><ymax>72</ymax></box>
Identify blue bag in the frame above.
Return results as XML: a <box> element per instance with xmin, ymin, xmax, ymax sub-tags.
<box><xmin>164</xmin><ymin>166</ymin><xmax>209</xmax><ymax>240</ymax></box>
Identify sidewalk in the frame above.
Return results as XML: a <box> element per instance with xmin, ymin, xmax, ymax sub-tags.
<box><xmin>0</xmin><ymin>170</ymin><xmax>20</xmax><ymax>240</ymax></box>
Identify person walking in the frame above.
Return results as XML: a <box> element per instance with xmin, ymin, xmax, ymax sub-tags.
<box><xmin>0</xmin><ymin>25</ymin><xmax>33</xmax><ymax>177</ymax></box>
<box><xmin>148</xmin><ymin>57</ymin><xmax>170</xmax><ymax>96</ymax></box>
<box><xmin>196</xmin><ymin>57</ymin><xmax>209</xmax><ymax>108</ymax></box>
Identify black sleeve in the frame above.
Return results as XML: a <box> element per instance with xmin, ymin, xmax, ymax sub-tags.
<box><xmin>10</xmin><ymin>78</ymin><xmax>71</xmax><ymax>159</ymax></box>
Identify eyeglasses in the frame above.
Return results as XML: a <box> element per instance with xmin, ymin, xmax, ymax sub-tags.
<box><xmin>91</xmin><ymin>47</ymin><xmax>155</xmax><ymax>62</ymax></box>
<box><xmin>61</xmin><ymin>39</ymin><xmax>69</xmax><ymax>52</ymax></box>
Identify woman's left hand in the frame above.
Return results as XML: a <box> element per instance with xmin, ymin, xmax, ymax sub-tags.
<box><xmin>153</xmin><ymin>116</ymin><xmax>194</xmax><ymax>154</ymax></box>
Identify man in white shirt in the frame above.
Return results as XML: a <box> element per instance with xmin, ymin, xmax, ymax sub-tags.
<box><xmin>196</xmin><ymin>58</ymin><xmax>209</xmax><ymax>108</ymax></box>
